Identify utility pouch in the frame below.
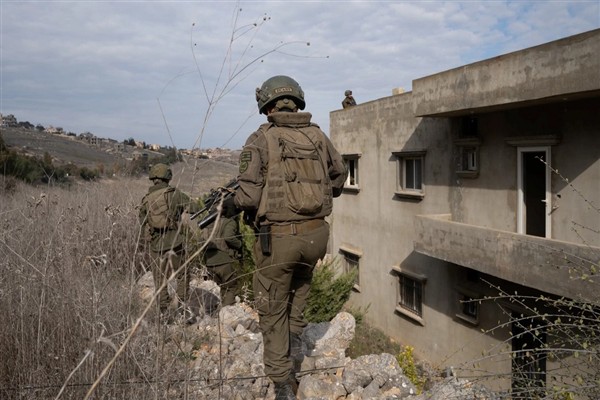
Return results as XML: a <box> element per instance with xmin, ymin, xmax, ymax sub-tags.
<box><xmin>259</xmin><ymin>225</ymin><xmax>271</xmax><ymax>256</ymax></box>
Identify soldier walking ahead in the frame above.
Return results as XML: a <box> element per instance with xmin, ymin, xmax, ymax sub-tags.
<box><xmin>234</xmin><ymin>75</ymin><xmax>347</xmax><ymax>399</ymax></box>
<box><xmin>139</xmin><ymin>163</ymin><xmax>199</xmax><ymax>323</ymax></box>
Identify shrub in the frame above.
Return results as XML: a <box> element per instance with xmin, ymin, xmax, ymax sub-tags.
<box><xmin>397</xmin><ymin>345</ymin><xmax>426</xmax><ymax>394</ymax></box>
<box><xmin>237</xmin><ymin>216</ymin><xmax>256</xmax><ymax>301</ymax></box>
<box><xmin>1</xmin><ymin>144</ymin><xmax>68</xmax><ymax>184</ymax></box>
<box><xmin>305</xmin><ymin>257</ymin><xmax>357</xmax><ymax>323</ymax></box>
<box><xmin>79</xmin><ymin>166</ymin><xmax>99</xmax><ymax>181</ymax></box>
<box><xmin>347</xmin><ymin>321</ymin><xmax>400</xmax><ymax>359</ymax></box>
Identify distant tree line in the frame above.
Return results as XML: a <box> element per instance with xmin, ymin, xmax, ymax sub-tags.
<box><xmin>1</xmin><ymin>115</ymin><xmax>183</xmax><ymax>187</ymax></box>
<box><xmin>0</xmin><ymin>134</ymin><xmax>99</xmax><ymax>185</ymax></box>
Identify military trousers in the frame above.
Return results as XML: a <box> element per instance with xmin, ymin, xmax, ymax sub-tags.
<box><xmin>150</xmin><ymin>245</ymin><xmax>189</xmax><ymax>313</ymax></box>
<box><xmin>252</xmin><ymin>220</ymin><xmax>329</xmax><ymax>383</ymax></box>
<box><xmin>206</xmin><ymin>261</ymin><xmax>239</xmax><ymax>307</ymax></box>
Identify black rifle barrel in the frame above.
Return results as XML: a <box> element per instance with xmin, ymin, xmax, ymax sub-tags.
<box><xmin>190</xmin><ymin>178</ymin><xmax>239</xmax><ymax>224</ymax></box>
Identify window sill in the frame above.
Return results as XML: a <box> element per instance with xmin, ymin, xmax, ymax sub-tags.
<box><xmin>395</xmin><ymin>306</ymin><xmax>425</xmax><ymax>326</ymax></box>
<box><xmin>456</xmin><ymin>170</ymin><xmax>479</xmax><ymax>179</ymax></box>
<box><xmin>394</xmin><ymin>190</ymin><xmax>424</xmax><ymax>200</ymax></box>
<box><xmin>455</xmin><ymin>313</ymin><xmax>479</xmax><ymax>326</ymax></box>
<box><xmin>343</xmin><ymin>186</ymin><xmax>360</xmax><ymax>194</ymax></box>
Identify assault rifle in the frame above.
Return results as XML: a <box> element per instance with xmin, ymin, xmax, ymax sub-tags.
<box><xmin>190</xmin><ymin>178</ymin><xmax>239</xmax><ymax>229</ymax></box>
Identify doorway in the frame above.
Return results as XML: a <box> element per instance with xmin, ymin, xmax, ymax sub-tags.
<box><xmin>517</xmin><ymin>147</ymin><xmax>551</xmax><ymax>238</ymax></box>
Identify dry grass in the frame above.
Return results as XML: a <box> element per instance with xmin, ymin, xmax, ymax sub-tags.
<box><xmin>0</xmin><ymin>175</ymin><xmax>216</xmax><ymax>399</ymax></box>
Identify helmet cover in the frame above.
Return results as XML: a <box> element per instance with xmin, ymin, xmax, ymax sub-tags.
<box><xmin>256</xmin><ymin>75</ymin><xmax>305</xmax><ymax>114</ymax></box>
<box><xmin>149</xmin><ymin>163</ymin><xmax>172</xmax><ymax>181</ymax></box>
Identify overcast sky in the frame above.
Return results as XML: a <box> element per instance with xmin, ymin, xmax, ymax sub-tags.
<box><xmin>1</xmin><ymin>1</ymin><xmax>598</xmax><ymax>150</ymax></box>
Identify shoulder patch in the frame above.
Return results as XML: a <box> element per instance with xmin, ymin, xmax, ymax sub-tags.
<box><xmin>240</xmin><ymin>151</ymin><xmax>252</xmax><ymax>162</ymax></box>
<box><xmin>239</xmin><ymin>150</ymin><xmax>252</xmax><ymax>174</ymax></box>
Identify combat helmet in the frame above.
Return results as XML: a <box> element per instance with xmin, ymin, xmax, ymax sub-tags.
<box><xmin>149</xmin><ymin>163</ymin><xmax>172</xmax><ymax>181</ymax></box>
<box><xmin>255</xmin><ymin>75</ymin><xmax>305</xmax><ymax>114</ymax></box>
<box><xmin>344</xmin><ymin>90</ymin><xmax>352</xmax><ymax>96</ymax></box>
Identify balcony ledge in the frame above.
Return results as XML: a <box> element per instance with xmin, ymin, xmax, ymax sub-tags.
<box><xmin>413</xmin><ymin>214</ymin><xmax>600</xmax><ymax>303</ymax></box>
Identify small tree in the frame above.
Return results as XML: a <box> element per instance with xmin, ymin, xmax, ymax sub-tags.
<box><xmin>305</xmin><ymin>258</ymin><xmax>358</xmax><ymax>323</ymax></box>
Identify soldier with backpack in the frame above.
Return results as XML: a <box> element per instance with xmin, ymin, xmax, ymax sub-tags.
<box><xmin>139</xmin><ymin>163</ymin><xmax>199</xmax><ymax>323</ymax></box>
<box><xmin>234</xmin><ymin>75</ymin><xmax>347</xmax><ymax>399</ymax></box>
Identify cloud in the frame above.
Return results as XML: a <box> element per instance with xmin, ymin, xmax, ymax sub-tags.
<box><xmin>1</xmin><ymin>1</ymin><xmax>598</xmax><ymax>150</ymax></box>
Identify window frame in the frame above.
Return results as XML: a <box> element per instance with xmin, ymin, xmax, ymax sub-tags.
<box><xmin>339</xmin><ymin>245</ymin><xmax>362</xmax><ymax>292</ymax></box>
<box><xmin>342</xmin><ymin>153</ymin><xmax>361</xmax><ymax>193</ymax></box>
<box><xmin>455</xmin><ymin>138</ymin><xmax>481</xmax><ymax>178</ymax></box>
<box><xmin>455</xmin><ymin>286</ymin><xmax>481</xmax><ymax>326</ymax></box>
<box><xmin>392</xmin><ymin>150</ymin><xmax>426</xmax><ymax>200</ymax></box>
<box><xmin>392</xmin><ymin>266</ymin><xmax>426</xmax><ymax>325</ymax></box>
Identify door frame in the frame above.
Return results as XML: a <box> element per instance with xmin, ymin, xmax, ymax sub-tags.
<box><xmin>517</xmin><ymin>146</ymin><xmax>552</xmax><ymax>238</ymax></box>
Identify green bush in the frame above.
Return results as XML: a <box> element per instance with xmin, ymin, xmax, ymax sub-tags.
<box><xmin>79</xmin><ymin>167</ymin><xmax>99</xmax><ymax>181</ymax></box>
<box><xmin>397</xmin><ymin>345</ymin><xmax>426</xmax><ymax>394</ymax></box>
<box><xmin>305</xmin><ymin>258</ymin><xmax>357</xmax><ymax>323</ymax></box>
<box><xmin>237</xmin><ymin>216</ymin><xmax>257</xmax><ymax>301</ymax></box>
<box><xmin>1</xmin><ymin>142</ymin><xmax>69</xmax><ymax>184</ymax></box>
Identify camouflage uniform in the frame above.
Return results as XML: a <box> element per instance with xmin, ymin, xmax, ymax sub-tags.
<box><xmin>342</xmin><ymin>89</ymin><xmax>357</xmax><ymax>109</ymax></box>
<box><xmin>234</xmin><ymin>76</ymin><xmax>347</xmax><ymax>395</ymax></box>
<box><xmin>139</xmin><ymin>165</ymin><xmax>199</xmax><ymax>317</ymax></box>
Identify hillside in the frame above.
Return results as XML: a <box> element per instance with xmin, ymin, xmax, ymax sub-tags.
<box><xmin>1</xmin><ymin>126</ymin><xmax>143</xmax><ymax>168</ymax></box>
<box><xmin>1</xmin><ymin>126</ymin><xmax>239</xmax><ymax>195</ymax></box>
<box><xmin>169</xmin><ymin>157</ymin><xmax>239</xmax><ymax>198</ymax></box>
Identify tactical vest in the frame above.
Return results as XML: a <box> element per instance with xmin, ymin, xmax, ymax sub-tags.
<box><xmin>257</xmin><ymin>112</ymin><xmax>333</xmax><ymax>223</ymax></box>
<box><xmin>143</xmin><ymin>186</ymin><xmax>175</xmax><ymax>230</ymax></box>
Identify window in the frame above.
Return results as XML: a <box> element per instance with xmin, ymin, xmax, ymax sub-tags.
<box><xmin>399</xmin><ymin>275</ymin><xmax>423</xmax><ymax>316</ymax></box>
<box><xmin>340</xmin><ymin>246</ymin><xmax>361</xmax><ymax>291</ymax></box>
<box><xmin>455</xmin><ymin>286</ymin><xmax>481</xmax><ymax>325</ymax></box>
<box><xmin>404</xmin><ymin>157</ymin><xmax>423</xmax><ymax>190</ymax></box>
<box><xmin>462</xmin><ymin>147</ymin><xmax>478</xmax><ymax>171</ymax></box>
<box><xmin>462</xmin><ymin>296</ymin><xmax>478</xmax><ymax>318</ymax></box>
<box><xmin>392</xmin><ymin>266</ymin><xmax>426</xmax><ymax>324</ymax></box>
<box><xmin>455</xmin><ymin>138</ymin><xmax>481</xmax><ymax>178</ymax></box>
<box><xmin>342</xmin><ymin>154</ymin><xmax>361</xmax><ymax>192</ymax></box>
<box><xmin>393</xmin><ymin>150</ymin><xmax>426</xmax><ymax>199</ymax></box>
<box><xmin>459</xmin><ymin>294</ymin><xmax>479</xmax><ymax>323</ymax></box>
<box><xmin>460</xmin><ymin>116</ymin><xmax>478</xmax><ymax>138</ymax></box>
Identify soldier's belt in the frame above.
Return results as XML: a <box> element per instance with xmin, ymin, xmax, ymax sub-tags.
<box><xmin>269</xmin><ymin>219</ymin><xmax>325</xmax><ymax>236</ymax></box>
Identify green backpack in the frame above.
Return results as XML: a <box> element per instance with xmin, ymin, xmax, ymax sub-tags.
<box><xmin>144</xmin><ymin>187</ymin><xmax>175</xmax><ymax>229</ymax></box>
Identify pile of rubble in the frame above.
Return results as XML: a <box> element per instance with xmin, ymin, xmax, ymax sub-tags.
<box><xmin>138</xmin><ymin>273</ymin><xmax>497</xmax><ymax>399</ymax></box>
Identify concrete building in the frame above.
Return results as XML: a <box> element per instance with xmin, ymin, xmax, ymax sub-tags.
<box><xmin>329</xmin><ymin>29</ymin><xmax>600</xmax><ymax>395</ymax></box>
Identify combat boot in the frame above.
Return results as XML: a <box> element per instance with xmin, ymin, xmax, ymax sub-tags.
<box><xmin>274</xmin><ymin>380</ymin><xmax>296</xmax><ymax>400</ymax></box>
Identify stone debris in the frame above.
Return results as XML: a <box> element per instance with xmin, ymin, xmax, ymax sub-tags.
<box><xmin>136</xmin><ymin>272</ymin><xmax>496</xmax><ymax>399</ymax></box>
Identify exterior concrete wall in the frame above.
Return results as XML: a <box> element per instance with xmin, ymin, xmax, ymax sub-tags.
<box><xmin>414</xmin><ymin>29</ymin><xmax>600</xmax><ymax>116</ymax></box>
<box><xmin>329</xmin><ymin>94</ymin><xmax>516</xmax><ymax>376</ymax></box>
<box><xmin>329</xmin><ymin>29</ymin><xmax>600</xmax><ymax>390</ymax></box>
<box><xmin>449</xmin><ymin>98</ymin><xmax>600</xmax><ymax>246</ymax></box>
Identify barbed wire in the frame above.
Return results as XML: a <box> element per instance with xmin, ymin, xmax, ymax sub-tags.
<box><xmin>0</xmin><ymin>365</ymin><xmax>346</xmax><ymax>394</ymax></box>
